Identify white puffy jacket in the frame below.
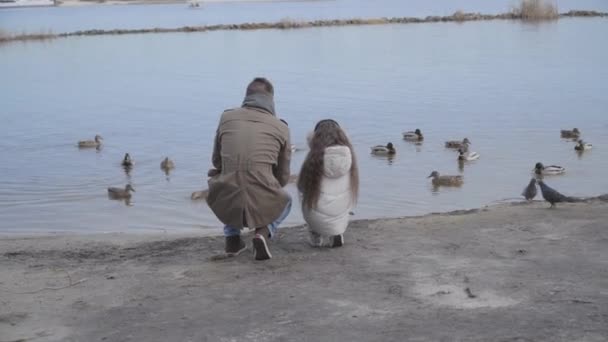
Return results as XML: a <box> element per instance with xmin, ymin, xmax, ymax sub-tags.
<box><xmin>301</xmin><ymin>145</ymin><xmax>354</xmax><ymax>237</ymax></box>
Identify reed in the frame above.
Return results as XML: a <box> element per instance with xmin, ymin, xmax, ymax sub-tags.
<box><xmin>513</xmin><ymin>0</ymin><xmax>559</xmax><ymax>21</ymax></box>
<box><xmin>0</xmin><ymin>29</ymin><xmax>12</xmax><ymax>42</ymax></box>
<box><xmin>453</xmin><ymin>10</ymin><xmax>467</xmax><ymax>22</ymax></box>
<box><xmin>0</xmin><ymin>29</ymin><xmax>55</xmax><ymax>44</ymax></box>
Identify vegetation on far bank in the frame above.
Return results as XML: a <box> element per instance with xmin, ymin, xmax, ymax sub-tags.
<box><xmin>0</xmin><ymin>28</ymin><xmax>56</xmax><ymax>44</ymax></box>
<box><xmin>513</xmin><ymin>0</ymin><xmax>559</xmax><ymax>21</ymax></box>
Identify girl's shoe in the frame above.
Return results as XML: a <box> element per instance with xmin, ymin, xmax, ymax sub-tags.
<box><xmin>331</xmin><ymin>234</ymin><xmax>344</xmax><ymax>248</ymax></box>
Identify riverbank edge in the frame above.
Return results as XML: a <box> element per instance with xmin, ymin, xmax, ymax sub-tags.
<box><xmin>1</xmin><ymin>194</ymin><xmax>606</xmax><ymax>241</ymax></box>
<box><xmin>1</xmin><ymin>10</ymin><xmax>607</xmax><ymax>45</ymax></box>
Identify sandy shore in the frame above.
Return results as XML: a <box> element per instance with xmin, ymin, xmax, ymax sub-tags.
<box><xmin>1</xmin><ymin>200</ymin><xmax>608</xmax><ymax>341</ymax></box>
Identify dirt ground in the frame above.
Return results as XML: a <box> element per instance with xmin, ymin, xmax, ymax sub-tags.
<box><xmin>1</xmin><ymin>200</ymin><xmax>608</xmax><ymax>342</ymax></box>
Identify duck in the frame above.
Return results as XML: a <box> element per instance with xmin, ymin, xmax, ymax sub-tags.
<box><xmin>191</xmin><ymin>189</ymin><xmax>208</xmax><ymax>201</ymax></box>
<box><xmin>522</xmin><ymin>178</ymin><xmax>537</xmax><ymax>201</ymax></box>
<box><xmin>561</xmin><ymin>128</ymin><xmax>580</xmax><ymax>139</ymax></box>
<box><xmin>78</xmin><ymin>135</ymin><xmax>103</xmax><ymax>148</ymax></box>
<box><xmin>402</xmin><ymin>129</ymin><xmax>424</xmax><ymax>141</ymax></box>
<box><xmin>160</xmin><ymin>157</ymin><xmax>175</xmax><ymax>171</ymax></box>
<box><xmin>534</xmin><ymin>162</ymin><xmax>565</xmax><ymax>176</ymax></box>
<box><xmin>457</xmin><ymin>148</ymin><xmax>480</xmax><ymax>162</ymax></box>
<box><xmin>427</xmin><ymin>171</ymin><xmax>464</xmax><ymax>186</ymax></box>
<box><xmin>371</xmin><ymin>142</ymin><xmax>396</xmax><ymax>155</ymax></box>
<box><xmin>108</xmin><ymin>184</ymin><xmax>135</xmax><ymax>199</ymax></box>
<box><xmin>445</xmin><ymin>138</ymin><xmax>471</xmax><ymax>149</ymax></box>
<box><xmin>122</xmin><ymin>153</ymin><xmax>133</xmax><ymax>168</ymax></box>
<box><xmin>574</xmin><ymin>140</ymin><xmax>592</xmax><ymax>151</ymax></box>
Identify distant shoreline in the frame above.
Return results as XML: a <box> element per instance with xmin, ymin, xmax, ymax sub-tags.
<box><xmin>1</xmin><ymin>9</ymin><xmax>607</xmax><ymax>45</ymax></box>
<box><xmin>0</xmin><ymin>0</ymin><xmax>324</xmax><ymax>8</ymax></box>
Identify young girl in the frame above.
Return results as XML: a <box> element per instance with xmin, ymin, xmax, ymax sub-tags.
<box><xmin>297</xmin><ymin>119</ymin><xmax>359</xmax><ymax>247</ymax></box>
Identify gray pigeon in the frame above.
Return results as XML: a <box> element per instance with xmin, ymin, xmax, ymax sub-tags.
<box><xmin>522</xmin><ymin>178</ymin><xmax>537</xmax><ymax>201</ymax></box>
<box><xmin>538</xmin><ymin>180</ymin><xmax>575</xmax><ymax>208</ymax></box>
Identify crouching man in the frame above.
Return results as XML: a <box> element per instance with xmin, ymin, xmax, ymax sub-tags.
<box><xmin>207</xmin><ymin>77</ymin><xmax>291</xmax><ymax>260</ymax></box>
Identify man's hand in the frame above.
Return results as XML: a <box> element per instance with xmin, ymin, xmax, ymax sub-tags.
<box><xmin>208</xmin><ymin>168</ymin><xmax>220</xmax><ymax>177</ymax></box>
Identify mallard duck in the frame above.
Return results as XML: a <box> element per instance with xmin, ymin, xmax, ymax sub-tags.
<box><xmin>445</xmin><ymin>138</ymin><xmax>471</xmax><ymax>149</ymax></box>
<box><xmin>522</xmin><ymin>178</ymin><xmax>537</xmax><ymax>201</ymax></box>
<box><xmin>78</xmin><ymin>135</ymin><xmax>103</xmax><ymax>148</ymax></box>
<box><xmin>160</xmin><ymin>157</ymin><xmax>175</xmax><ymax>170</ymax></box>
<box><xmin>457</xmin><ymin>149</ymin><xmax>480</xmax><ymax>161</ymax></box>
<box><xmin>574</xmin><ymin>140</ymin><xmax>592</xmax><ymax>151</ymax></box>
<box><xmin>108</xmin><ymin>184</ymin><xmax>135</xmax><ymax>199</ymax></box>
<box><xmin>427</xmin><ymin>171</ymin><xmax>463</xmax><ymax>186</ymax></box>
<box><xmin>402</xmin><ymin>129</ymin><xmax>424</xmax><ymax>141</ymax></box>
<box><xmin>561</xmin><ymin>128</ymin><xmax>580</xmax><ymax>139</ymax></box>
<box><xmin>371</xmin><ymin>142</ymin><xmax>396</xmax><ymax>155</ymax></box>
<box><xmin>534</xmin><ymin>162</ymin><xmax>565</xmax><ymax>176</ymax></box>
<box><xmin>191</xmin><ymin>189</ymin><xmax>208</xmax><ymax>201</ymax></box>
<box><xmin>122</xmin><ymin>153</ymin><xmax>133</xmax><ymax>167</ymax></box>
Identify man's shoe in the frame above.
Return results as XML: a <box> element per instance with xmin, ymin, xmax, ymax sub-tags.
<box><xmin>331</xmin><ymin>234</ymin><xmax>344</xmax><ymax>248</ymax></box>
<box><xmin>252</xmin><ymin>234</ymin><xmax>272</xmax><ymax>260</ymax></box>
<box><xmin>255</xmin><ymin>226</ymin><xmax>271</xmax><ymax>239</ymax></box>
<box><xmin>225</xmin><ymin>236</ymin><xmax>246</xmax><ymax>256</ymax></box>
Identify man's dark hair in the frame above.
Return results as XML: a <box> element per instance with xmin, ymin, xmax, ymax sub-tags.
<box><xmin>246</xmin><ymin>77</ymin><xmax>274</xmax><ymax>96</ymax></box>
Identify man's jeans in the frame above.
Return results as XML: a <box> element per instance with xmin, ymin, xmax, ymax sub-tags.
<box><xmin>223</xmin><ymin>199</ymin><xmax>292</xmax><ymax>239</ymax></box>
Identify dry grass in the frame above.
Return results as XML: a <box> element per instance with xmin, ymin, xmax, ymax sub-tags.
<box><xmin>277</xmin><ymin>17</ymin><xmax>308</xmax><ymax>29</ymax></box>
<box><xmin>453</xmin><ymin>10</ymin><xmax>467</xmax><ymax>22</ymax></box>
<box><xmin>513</xmin><ymin>0</ymin><xmax>558</xmax><ymax>20</ymax></box>
<box><xmin>0</xmin><ymin>29</ymin><xmax>56</xmax><ymax>45</ymax></box>
<box><xmin>0</xmin><ymin>29</ymin><xmax>13</xmax><ymax>41</ymax></box>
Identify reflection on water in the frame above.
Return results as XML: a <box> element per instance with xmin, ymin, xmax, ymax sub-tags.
<box><xmin>371</xmin><ymin>154</ymin><xmax>395</xmax><ymax>166</ymax></box>
<box><xmin>458</xmin><ymin>160</ymin><xmax>466</xmax><ymax>173</ymax></box>
<box><xmin>107</xmin><ymin>194</ymin><xmax>132</xmax><ymax>207</ymax></box>
<box><xmin>0</xmin><ymin>18</ymin><xmax>607</xmax><ymax>234</ymax></box>
<box><xmin>163</xmin><ymin>170</ymin><xmax>172</xmax><ymax>181</ymax></box>
<box><xmin>576</xmin><ymin>150</ymin><xmax>588</xmax><ymax>160</ymax></box>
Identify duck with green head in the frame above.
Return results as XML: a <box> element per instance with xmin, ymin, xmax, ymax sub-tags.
<box><xmin>574</xmin><ymin>140</ymin><xmax>592</xmax><ymax>151</ymax></box>
<box><xmin>371</xmin><ymin>142</ymin><xmax>396</xmax><ymax>155</ymax></box>
<box><xmin>122</xmin><ymin>153</ymin><xmax>134</xmax><ymax>168</ymax></box>
<box><xmin>403</xmin><ymin>129</ymin><xmax>424</xmax><ymax>141</ymax></box>
<box><xmin>457</xmin><ymin>148</ymin><xmax>480</xmax><ymax>162</ymax></box>
<box><xmin>534</xmin><ymin>162</ymin><xmax>565</xmax><ymax>176</ymax></box>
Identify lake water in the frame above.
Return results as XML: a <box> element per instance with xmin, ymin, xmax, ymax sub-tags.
<box><xmin>1</xmin><ymin>3</ymin><xmax>607</xmax><ymax>234</ymax></box>
<box><xmin>1</xmin><ymin>0</ymin><xmax>608</xmax><ymax>33</ymax></box>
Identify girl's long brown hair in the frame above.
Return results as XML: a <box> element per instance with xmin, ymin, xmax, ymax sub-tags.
<box><xmin>297</xmin><ymin>120</ymin><xmax>359</xmax><ymax>210</ymax></box>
